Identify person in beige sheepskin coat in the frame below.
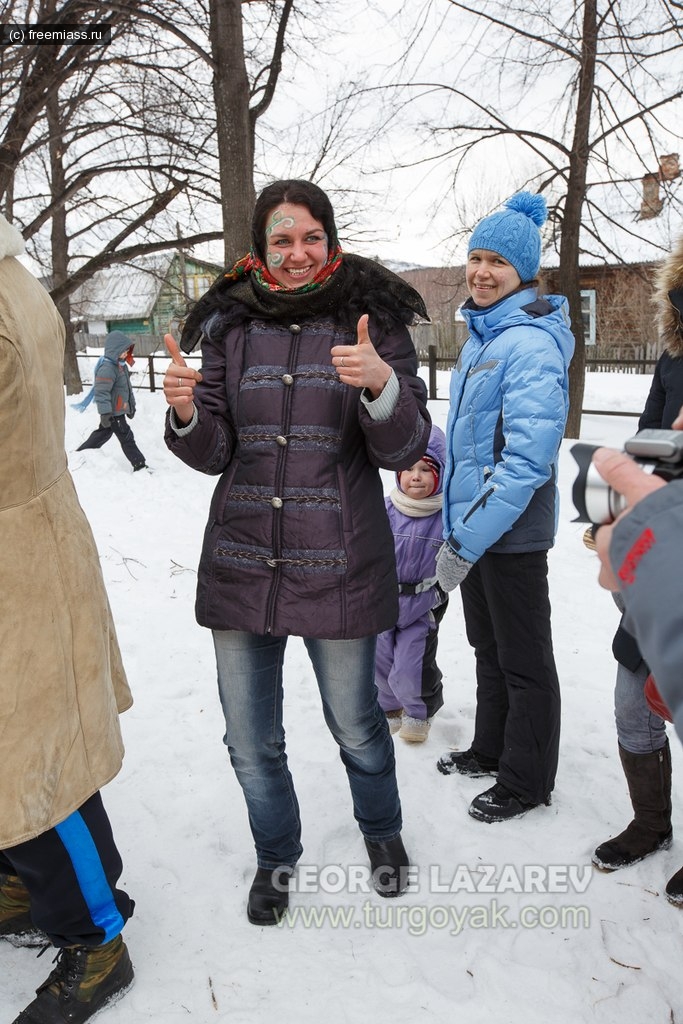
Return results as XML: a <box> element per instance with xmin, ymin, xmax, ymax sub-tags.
<box><xmin>0</xmin><ymin>212</ymin><xmax>135</xmax><ymax>1024</ymax></box>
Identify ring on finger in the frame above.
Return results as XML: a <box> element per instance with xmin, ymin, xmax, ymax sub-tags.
<box><xmin>341</xmin><ymin>357</ymin><xmax>345</xmax><ymax>367</ymax></box>
<box><xmin>177</xmin><ymin>377</ymin><xmax>182</xmax><ymax>387</ymax></box>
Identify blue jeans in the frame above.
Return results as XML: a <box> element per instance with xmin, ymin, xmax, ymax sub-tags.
<box><xmin>615</xmin><ymin>660</ymin><xmax>667</xmax><ymax>754</ymax></box>
<box><xmin>212</xmin><ymin>631</ymin><xmax>402</xmax><ymax>869</ymax></box>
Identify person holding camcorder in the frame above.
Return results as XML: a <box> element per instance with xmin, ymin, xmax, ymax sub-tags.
<box><xmin>580</xmin><ymin>234</ymin><xmax>683</xmax><ymax>907</ymax></box>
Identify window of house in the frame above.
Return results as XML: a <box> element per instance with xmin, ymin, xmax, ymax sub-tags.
<box><xmin>581</xmin><ymin>289</ymin><xmax>596</xmax><ymax>346</ymax></box>
<box><xmin>188</xmin><ymin>274</ymin><xmax>211</xmax><ymax>300</ymax></box>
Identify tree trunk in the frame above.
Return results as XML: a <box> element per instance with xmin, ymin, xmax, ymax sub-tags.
<box><xmin>561</xmin><ymin>0</ymin><xmax>598</xmax><ymax>438</ymax></box>
<box><xmin>209</xmin><ymin>0</ymin><xmax>255</xmax><ymax>265</ymax></box>
<box><xmin>46</xmin><ymin>79</ymin><xmax>82</xmax><ymax>393</ymax></box>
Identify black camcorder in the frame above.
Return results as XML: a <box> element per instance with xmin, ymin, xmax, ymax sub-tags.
<box><xmin>571</xmin><ymin>428</ymin><xmax>683</xmax><ymax>524</ymax></box>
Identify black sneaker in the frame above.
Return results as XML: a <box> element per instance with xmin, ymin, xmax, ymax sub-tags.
<box><xmin>12</xmin><ymin>934</ymin><xmax>134</xmax><ymax>1024</ymax></box>
<box><xmin>436</xmin><ymin>747</ymin><xmax>499</xmax><ymax>778</ymax></box>
<box><xmin>468</xmin><ymin>782</ymin><xmax>548</xmax><ymax>823</ymax></box>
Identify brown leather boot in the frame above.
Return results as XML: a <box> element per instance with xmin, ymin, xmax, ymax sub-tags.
<box><xmin>593</xmin><ymin>740</ymin><xmax>673</xmax><ymax>870</ymax></box>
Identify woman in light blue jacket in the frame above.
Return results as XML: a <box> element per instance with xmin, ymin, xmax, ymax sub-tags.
<box><xmin>436</xmin><ymin>192</ymin><xmax>575</xmax><ymax>823</ymax></box>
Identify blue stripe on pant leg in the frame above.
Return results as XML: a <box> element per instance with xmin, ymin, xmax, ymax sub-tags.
<box><xmin>55</xmin><ymin>811</ymin><xmax>125</xmax><ymax>943</ymax></box>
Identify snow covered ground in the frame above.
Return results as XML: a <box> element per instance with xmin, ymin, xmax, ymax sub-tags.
<box><xmin>6</xmin><ymin>368</ymin><xmax>683</xmax><ymax>1024</ymax></box>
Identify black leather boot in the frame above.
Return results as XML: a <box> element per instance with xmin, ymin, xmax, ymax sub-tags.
<box><xmin>593</xmin><ymin>740</ymin><xmax>673</xmax><ymax>870</ymax></box>
<box><xmin>247</xmin><ymin>867</ymin><xmax>292</xmax><ymax>925</ymax></box>
<box><xmin>364</xmin><ymin>835</ymin><xmax>410</xmax><ymax>898</ymax></box>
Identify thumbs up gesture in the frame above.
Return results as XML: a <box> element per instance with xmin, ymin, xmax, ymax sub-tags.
<box><xmin>163</xmin><ymin>333</ymin><xmax>203</xmax><ymax>425</ymax></box>
<box><xmin>331</xmin><ymin>314</ymin><xmax>392</xmax><ymax>399</ymax></box>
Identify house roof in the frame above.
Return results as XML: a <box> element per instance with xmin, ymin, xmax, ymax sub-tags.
<box><xmin>70</xmin><ymin>253</ymin><xmax>175</xmax><ymax>321</ymax></box>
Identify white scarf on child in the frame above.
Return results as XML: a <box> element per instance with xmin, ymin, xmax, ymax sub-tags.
<box><xmin>389</xmin><ymin>487</ymin><xmax>443</xmax><ymax>518</ymax></box>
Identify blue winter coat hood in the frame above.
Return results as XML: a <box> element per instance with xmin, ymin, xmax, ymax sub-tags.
<box><xmin>104</xmin><ymin>330</ymin><xmax>133</xmax><ymax>363</ymax></box>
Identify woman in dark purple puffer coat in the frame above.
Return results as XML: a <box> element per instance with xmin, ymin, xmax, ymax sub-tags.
<box><xmin>163</xmin><ymin>180</ymin><xmax>430</xmax><ymax>924</ymax></box>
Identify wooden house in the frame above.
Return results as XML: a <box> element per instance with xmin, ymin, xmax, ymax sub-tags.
<box><xmin>70</xmin><ymin>252</ymin><xmax>222</xmax><ymax>355</ymax></box>
<box><xmin>398</xmin><ymin>259</ymin><xmax>663</xmax><ymax>366</ymax></box>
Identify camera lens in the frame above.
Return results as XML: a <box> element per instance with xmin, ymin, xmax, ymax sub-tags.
<box><xmin>570</xmin><ymin>443</ymin><xmax>629</xmax><ymax>524</ymax></box>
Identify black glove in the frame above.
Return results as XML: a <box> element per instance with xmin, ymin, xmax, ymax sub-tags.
<box><xmin>100</xmin><ymin>413</ymin><xmax>112</xmax><ymax>428</ymax></box>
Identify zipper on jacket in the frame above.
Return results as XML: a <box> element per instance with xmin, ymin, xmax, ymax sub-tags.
<box><xmin>462</xmin><ymin>485</ymin><xmax>495</xmax><ymax>524</ymax></box>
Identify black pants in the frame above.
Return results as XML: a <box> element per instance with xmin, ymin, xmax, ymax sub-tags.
<box><xmin>419</xmin><ymin>599</ymin><xmax>448</xmax><ymax>718</ymax></box>
<box><xmin>460</xmin><ymin>550</ymin><xmax>560</xmax><ymax>805</ymax></box>
<box><xmin>0</xmin><ymin>792</ymin><xmax>133</xmax><ymax>948</ymax></box>
<box><xmin>77</xmin><ymin>415</ymin><xmax>145</xmax><ymax>469</ymax></box>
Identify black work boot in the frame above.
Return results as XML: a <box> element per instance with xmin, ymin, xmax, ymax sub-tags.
<box><xmin>0</xmin><ymin>873</ymin><xmax>45</xmax><ymax>949</ymax></box>
<box><xmin>12</xmin><ymin>934</ymin><xmax>134</xmax><ymax>1023</ymax></box>
<box><xmin>365</xmin><ymin>835</ymin><xmax>411</xmax><ymax>897</ymax></box>
<box><xmin>247</xmin><ymin>867</ymin><xmax>292</xmax><ymax>926</ymax></box>
<box><xmin>593</xmin><ymin>741</ymin><xmax>673</xmax><ymax>871</ymax></box>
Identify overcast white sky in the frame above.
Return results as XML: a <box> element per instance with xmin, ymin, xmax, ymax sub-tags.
<box><xmin>13</xmin><ymin>0</ymin><xmax>681</xmax><ymax>276</ymax></box>
<box><xmin>248</xmin><ymin>0</ymin><xmax>682</xmax><ymax>270</ymax></box>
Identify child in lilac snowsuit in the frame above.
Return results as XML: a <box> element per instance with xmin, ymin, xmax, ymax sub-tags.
<box><xmin>375</xmin><ymin>424</ymin><xmax>448</xmax><ymax>743</ymax></box>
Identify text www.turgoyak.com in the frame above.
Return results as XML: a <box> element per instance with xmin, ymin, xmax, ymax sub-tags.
<box><xmin>276</xmin><ymin>899</ymin><xmax>590</xmax><ymax>936</ymax></box>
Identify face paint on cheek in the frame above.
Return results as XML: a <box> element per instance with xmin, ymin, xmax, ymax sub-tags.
<box><xmin>267</xmin><ymin>251</ymin><xmax>284</xmax><ymax>269</ymax></box>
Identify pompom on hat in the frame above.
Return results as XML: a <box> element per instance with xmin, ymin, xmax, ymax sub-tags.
<box><xmin>468</xmin><ymin>191</ymin><xmax>548</xmax><ymax>284</ymax></box>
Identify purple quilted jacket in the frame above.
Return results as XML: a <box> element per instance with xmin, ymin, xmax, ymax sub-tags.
<box><xmin>165</xmin><ymin>313</ymin><xmax>430</xmax><ymax>639</ymax></box>
<box><xmin>385</xmin><ymin>424</ymin><xmax>447</xmax><ymax>628</ymax></box>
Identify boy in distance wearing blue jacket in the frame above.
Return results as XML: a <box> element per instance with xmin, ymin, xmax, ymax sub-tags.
<box><xmin>76</xmin><ymin>330</ymin><xmax>147</xmax><ymax>472</ymax></box>
<box><xmin>375</xmin><ymin>424</ymin><xmax>448</xmax><ymax>743</ymax></box>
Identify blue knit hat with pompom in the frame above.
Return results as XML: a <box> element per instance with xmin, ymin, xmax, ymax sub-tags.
<box><xmin>468</xmin><ymin>192</ymin><xmax>548</xmax><ymax>283</ymax></box>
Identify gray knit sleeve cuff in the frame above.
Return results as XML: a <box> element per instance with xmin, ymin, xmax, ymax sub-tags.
<box><xmin>170</xmin><ymin>405</ymin><xmax>198</xmax><ymax>435</ymax></box>
<box><xmin>360</xmin><ymin>369</ymin><xmax>399</xmax><ymax>422</ymax></box>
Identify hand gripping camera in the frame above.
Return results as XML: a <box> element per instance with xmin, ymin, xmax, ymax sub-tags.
<box><xmin>571</xmin><ymin>428</ymin><xmax>683</xmax><ymax>524</ymax></box>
